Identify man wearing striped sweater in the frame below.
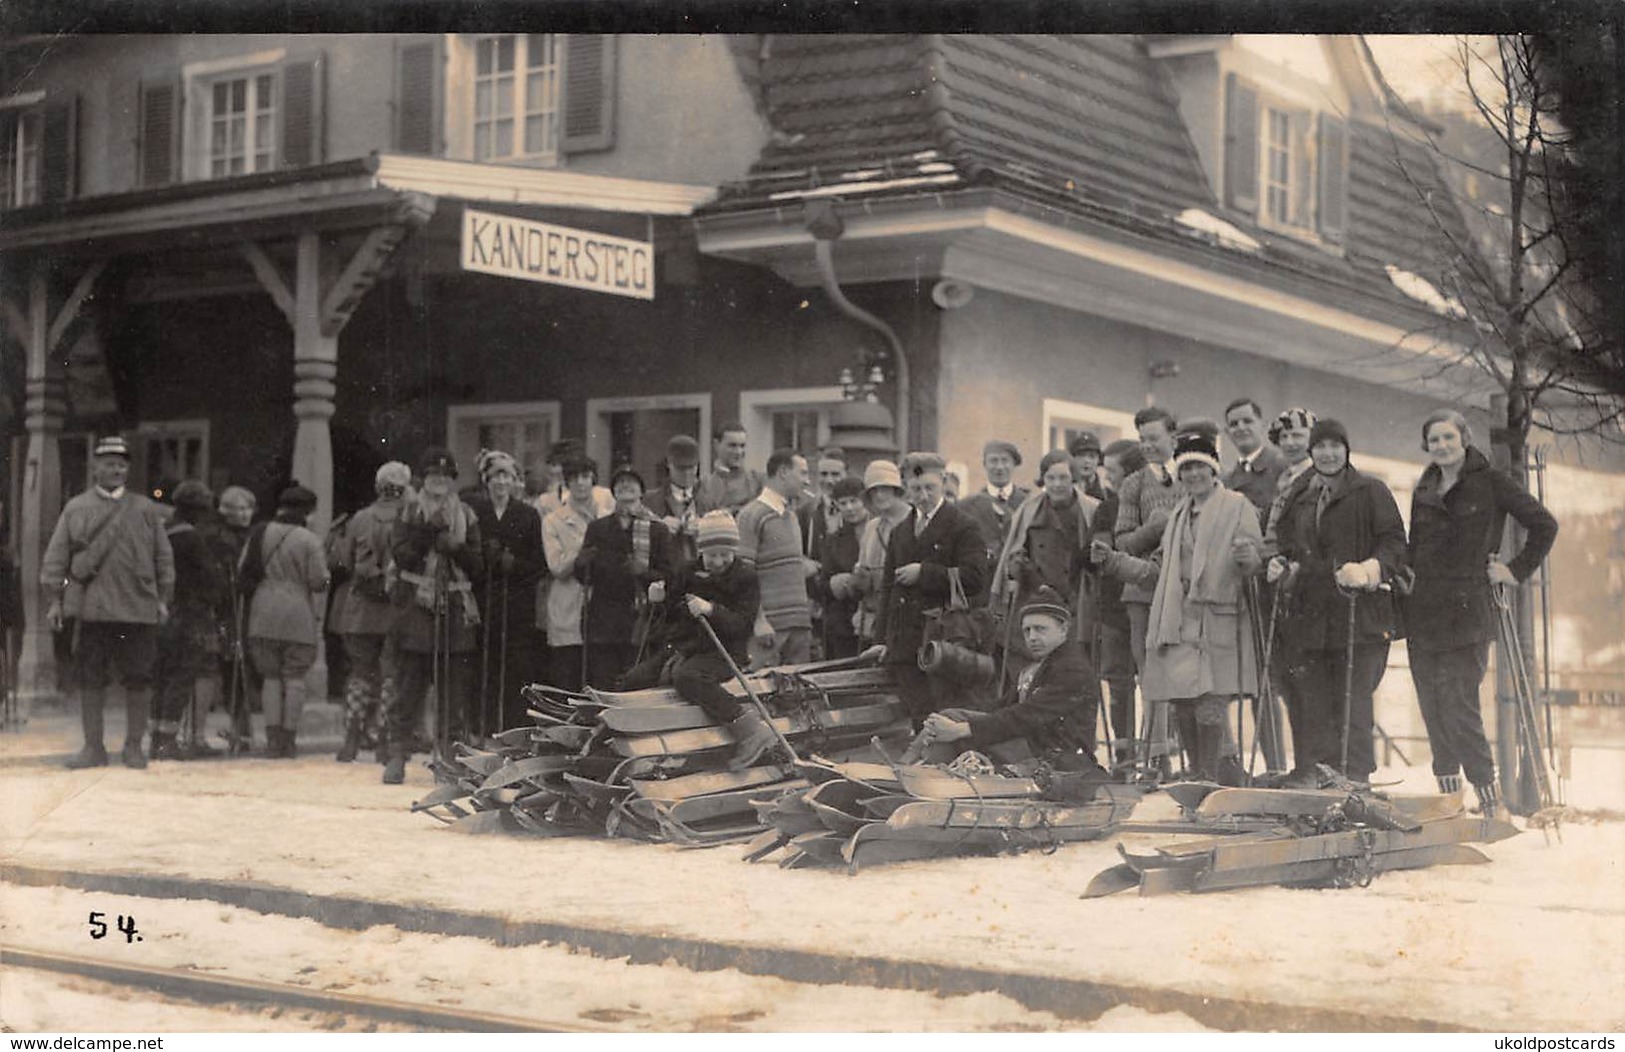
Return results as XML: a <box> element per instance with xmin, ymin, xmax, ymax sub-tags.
<box><xmin>736</xmin><ymin>449</ymin><xmax>814</xmax><ymax>668</ymax></box>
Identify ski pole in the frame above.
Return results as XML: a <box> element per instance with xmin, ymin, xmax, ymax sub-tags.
<box><xmin>479</xmin><ymin>563</ymin><xmax>493</xmax><ymax>741</ymax></box>
<box><xmin>1340</xmin><ymin>586</ymin><xmax>1358</xmax><ymax>775</ymax></box>
<box><xmin>496</xmin><ymin>570</ymin><xmax>509</xmax><ymax>735</ymax></box>
<box><xmin>696</xmin><ymin>613</ymin><xmax>799</xmax><ymax>764</ymax></box>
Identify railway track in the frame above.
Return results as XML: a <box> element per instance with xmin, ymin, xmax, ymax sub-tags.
<box><xmin>1</xmin><ymin>945</ymin><xmax>612</xmax><ymax>1033</ymax></box>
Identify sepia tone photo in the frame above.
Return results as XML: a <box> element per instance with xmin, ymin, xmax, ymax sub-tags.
<box><xmin>1</xmin><ymin>18</ymin><xmax>1622</xmax><ymax>1036</ymax></box>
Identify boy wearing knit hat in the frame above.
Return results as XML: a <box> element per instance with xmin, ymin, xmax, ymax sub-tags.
<box><xmin>621</xmin><ymin>510</ymin><xmax>776</xmax><ymax>768</ymax></box>
<box><xmin>918</xmin><ymin>586</ymin><xmax>1105</xmax><ymax>769</ymax></box>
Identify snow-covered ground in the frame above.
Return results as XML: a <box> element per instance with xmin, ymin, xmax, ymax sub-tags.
<box><xmin>2</xmin><ymin>707</ymin><xmax>1621</xmax><ymax>1033</ymax></box>
<box><xmin>0</xmin><ymin>884</ymin><xmax>1210</xmax><ymax>1032</ymax></box>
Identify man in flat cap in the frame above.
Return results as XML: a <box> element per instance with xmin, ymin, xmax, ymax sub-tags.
<box><xmin>42</xmin><ymin>435</ymin><xmax>175</xmax><ymax>769</ymax></box>
<box><xmin>645</xmin><ymin>434</ymin><xmax>703</xmax><ymax>572</ymax></box>
<box><xmin>958</xmin><ymin>439</ymin><xmax>1030</xmax><ymax>586</ymax></box>
<box><xmin>862</xmin><ymin>452</ymin><xmax>988</xmax><ymax>724</ymax></box>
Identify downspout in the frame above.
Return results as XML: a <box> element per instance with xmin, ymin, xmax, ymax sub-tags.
<box><xmin>809</xmin><ymin>230</ymin><xmax>911</xmax><ymax>453</ymax></box>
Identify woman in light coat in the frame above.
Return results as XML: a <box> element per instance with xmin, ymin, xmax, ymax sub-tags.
<box><xmin>542</xmin><ymin>456</ymin><xmax>603</xmax><ymax>692</ymax></box>
<box><xmin>1097</xmin><ymin>432</ymin><xmax>1261</xmax><ymax>782</ymax></box>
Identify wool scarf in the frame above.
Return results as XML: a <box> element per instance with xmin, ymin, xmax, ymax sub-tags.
<box><xmin>1148</xmin><ymin>486</ymin><xmax>1248</xmax><ymax>649</ymax></box>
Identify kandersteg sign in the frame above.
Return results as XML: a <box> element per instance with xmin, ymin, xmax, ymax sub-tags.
<box><xmin>461</xmin><ymin>206</ymin><xmax>655</xmax><ymax>301</ymax></box>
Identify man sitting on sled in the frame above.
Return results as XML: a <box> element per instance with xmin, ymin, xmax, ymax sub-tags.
<box><xmin>911</xmin><ymin>586</ymin><xmax>1105</xmax><ymax>774</ymax></box>
<box><xmin>618</xmin><ymin>510</ymin><xmax>777</xmax><ymax>770</ymax></box>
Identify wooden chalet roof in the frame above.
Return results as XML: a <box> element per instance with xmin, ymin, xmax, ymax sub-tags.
<box><xmin>710</xmin><ymin>33</ymin><xmax>1472</xmax><ymax>318</ymax></box>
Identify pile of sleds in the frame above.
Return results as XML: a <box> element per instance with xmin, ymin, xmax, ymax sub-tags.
<box><xmin>410</xmin><ymin>660</ymin><xmax>1520</xmax><ymax>888</ymax></box>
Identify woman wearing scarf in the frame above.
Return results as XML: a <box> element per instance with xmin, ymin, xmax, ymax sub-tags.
<box><xmin>576</xmin><ymin>466</ymin><xmax>672</xmax><ymax>688</ymax></box>
<box><xmin>384</xmin><ymin>448</ymin><xmax>483</xmax><ymax>784</ymax></box>
<box><xmin>1267</xmin><ymin>419</ymin><xmax>1407</xmax><ymax>789</ymax></box>
<box><xmin>991</xmin><ymin>449</ymin><xmax>1102</xmax><ymax>655</ymax></box>
<box><xmin>469</xmin><ymin>448</ymin><xmax>546</xmax><ymax>731</ymax></box>
<box><xmin>1405</xmin><ymin>409</ymin><xmax>1556</xmax><ymax>818</ymax></box>
<box><xmin>1096</xmin><ymin>432</ymin><xmax>1262</xmax><ymax>783</ymax></box>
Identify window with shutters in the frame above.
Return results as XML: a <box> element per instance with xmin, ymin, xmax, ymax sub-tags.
<box><xmin>204</xmin><ymin>72</ymin><xmax>277</xmax><ymax>177</ymax></box>
<box><xmin>1223</xmin><ymin>72</ymin><xmax>1346</xmax><ymax>245</ymax></box>
<box><xmin>0</xmin><ymin>107</ymin><xmax>42</xmax><ymax>209</ymax></box>
<box><xmin>472</xmin><ymin>34</ymin><xmax>560</xmax><ymax>162</ymax></box>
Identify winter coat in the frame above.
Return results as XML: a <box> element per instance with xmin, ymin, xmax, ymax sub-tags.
<box><xmin>577</xmin><ymin>509</ymin><xmax>673</xmax><ymax>646</ymax></box>
<box><xmin>1091</xmin><ymin>489</ymin><xmax>1128</xmax><ymax>631</ymax></box>
<box><xmin>469</xmin><ymin>496</ymin><xmax>546</xmax><ymax>632</ymax></box>
<box><xmin>334</xmin><ymin>497</ymin><xmax>406</xmax><ymax>636</ymax></box>
<box><xmin>851</xmin><ymin>511</ymin><xmax>908</xmax><ymax>642</ymax></box>
<box><xmin>165</xmin><ymin>519</ymin><xmax>228</xmax><ymax>632</ymax></box>
<box><xmin>391</xmin><ymin>500</ymin><xmax>483</xmax><ymax>654</ymax></box>
<box><xmin>1108</xmin><ymin>487</ymin><xmax>1262</xmax><ymax>702</ymax></box>
<box><xmin>542</xmin><ymin>501</ymin><xmax>598</xmax><ymax>647</ymax></box>
<box><xmin>644</xmin><ymin>483</ymin><xmax>700</xmax><ymax>571</ymax></box>
<box><xmin>813</xmin><ymin>518</ymin><xmax>864</xmax><ymax>644</ymax></box>
<box><xmin>965</xmin><ymin>639</ymin><xmax>1098</xmax><ymax>755</ymax></box>
<box><xmin>1113</xmin><ymin>463</ymin><xmax>1183</xmax><ymax>605</ymax></box>
<box><xmin>1275</xmin><ymin>466</ymin><xmax>1408</xmax><ymax>652</ymax></box>
<box><xmin>1224</xmin><ymin>443</ymin><xmax>1290</xmax><ymax>524</ymax></box>
<box><xmin>245</xmin><ymin>521</ymin><xmax>330</xmax><ymax>645</ymax></box>
<box><xmin>875</xmin><ymin>501</ymin><xmax>988</xmax><ymax>660</ymax></box>
<box><xmin>41</xmin><ymin>489</ymin><xmax>174</xmax><ymax>624</ymax></box>
<box><xmin>990</xmin><ymin>486</ymin><xmax>1101</xmax><ymax>641</ymax></box>
<box><xmin>657</xmin><ymin>558</ymin><xmax>760</xmax><ymax>663</ymax></box>
<box><xmin>1405</xmin><ymin>446</ymin><xmax>1557</xmax><ymax>651</ymax></box>
<box><xmin>957</xmin><ymin>485</ymin><xmax>1031</xmax><ymax>577</ymax></box>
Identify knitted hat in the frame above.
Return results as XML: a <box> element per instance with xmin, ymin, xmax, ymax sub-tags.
<box><xmin>1019</xmin><ymin>586</ymin><xmax>1071</xmax><ymax>625</ymax></box>
<box><xmin>902</xmin><ymin>451</ymin><xmax>947</xmax><ymax>478</ymax></box>
<box><xmin>832</xmin><ymin>476</ymin><xmax>865</xmax><ymax>501</ymax></box>
<box><xmin>420</xmin><ymin>446</ymin><xmax>458</xmax><ymax>479</ymax></box>
<box><xmin>1038</xmin><ymin>448</ymin><xmax>1072</xmax><ymax>480</ymax></box>
<box><xmin>696</xmin><ymin>510</ymin><xmax>740</xmax><ymax>553</ymax></box>
<box><xmin>93</xmin><ymin>435</ymin><xmax>129</xmax><ymax>459</ymax></box>
<box><xmin>375</xmin><ymin>461</ymin><xmax>411</xmax><ymax>490</ymax></box>
<box><xmin>1269</xmin><ymin>407</ymin><xmax>1318</xmax><ymax>444</ymax></box>
<box><xmin>665</xmin><ymin>434</ymin><xmax>700</xmax><ymax>469</ymax></box>
<box><xmin>863</xmin><ymin>459</ymin><xmax>903</xmax><ymax>493</ymax></box>
<box><xmin>1068</xmin><ymin>431</ymin><xmax>1102</xmax><ymax>456</ymax></box>
<box><xmin>278</xmin><ymin>483</ymin><xmax>318</xmax><ymax>512</ymax></box>
<box><xmin>1309</xmin><ymin>418</ymin><xmax>1351</xmax><ymax>453</ymax></box>
<box><xmin>1173</xmin><ymin>431</ymin><xmax>1222</xmax><ymax>475</ymax></box>
<box><xmin>982</xmin><ymin>439</ymin><xmax>1022</xmax><ymax>466</ymax></box>
<box><xmin>476</xmin><ymin>448</ymin><xmax>519</xmax><ymax>482</ymax></box>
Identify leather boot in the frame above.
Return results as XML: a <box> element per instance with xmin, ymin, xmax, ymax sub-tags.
<box><xmin>1472</xmin><ymin>781</ymin><xmax>1499</xmax><ymax>820</ymax></box>
<box><xmin>264</xmin><ymin>726</ymin><xmax>287</xmax><ymax>759</ymax></box>
<box><xmin>1216</xmin><ymin>752</ymin><xmax>1252</xmax><ymax>787</ymax></box>
<box><xmin>124</xmin><ymin>688</ymin><xmax>152</xmax><ymax>764</ymax></box>
<box><xmin>282</xmin><ymin>730</ymin><xmax>298</xmax><ymax>759</ymax></box>
<box><xmin>1193</xmin><ymin>721</ymin><xmax>1222</xmax><ymax>784</ymax></box>
<box><xmin>336</xmin><ymin>722</ymin><xmax>363</xmax><ymax>763</ymax></box>
<box><xmin>121</xmin><ymin>739</ymin><xmax>148</xmax><ymax>770</ymax></box>
<box><xmin>726</xmin><ymin>710</ymin><xmax>779</xmax><ymax>771</ymax></box>
<box><xmin>149</xmin><ymin>731</ymin><xmax>182</xmax><ymax>761</ymax></box>
<box><xmin>382</xmin><ymin>742</ymin><xmax>408</xmax><ymax>785</ymax></box>
<box><xmin>69</xmin><ymin>687</ymin><xmax>108</xmax><ymax>767</ymax></box>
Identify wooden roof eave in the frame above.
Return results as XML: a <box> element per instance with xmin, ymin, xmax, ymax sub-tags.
<box><xmin>0</xmin><ymin>159</ymin><xmax>433</xmax><ymax>262</ymax></box>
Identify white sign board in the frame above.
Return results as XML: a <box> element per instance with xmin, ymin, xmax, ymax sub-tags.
<box><xmin>461</xmin><ymin>207</ymin><xmax>655</xmax><ymax>301</ymax></box>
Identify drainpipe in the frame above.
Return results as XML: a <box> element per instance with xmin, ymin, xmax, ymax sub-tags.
<box><xmin>806</xmin><ymin>204</ymin><xmax>910</xmax><ymax>452</ymax></box>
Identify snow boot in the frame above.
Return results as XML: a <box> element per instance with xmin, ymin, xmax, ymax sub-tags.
<box><xmin>1216</xmin><ymin>753</ymin><xmax>1252</xmax><ymax>787</ymax></box>
<box><xmin>281</xmin><ymin>730</ymin><xmax>298</xmax><ymax>759</ymax></box>
<box><xmin>121</xmin><ymin>739</ymin><xmax>148</xmax><ymax>770</ymax></box>
<box><xmin>726</xmin><ymin>711</ymin><xmax>779</xmax><ymax>771</ymax></box>
<box><xmin>65</xmin><ymin>745</ymin><xmax>109</xmax><ymax>769</ymax></box>
<box><xmin>1472</xmin><ymin>781</ymin><xmax>1499</xmax><ymax>820</ymax></box>
<box><xmin>264</xmin><ymin>726</ymin><xmax>287</xmax><ymax>759</ymax></box>
<box><xmin>382</xmin><ymin>749</ymin><xmax>408</xmax><ymax>785</ymax></box>
<box><xmin>1192</xmin><ymin>722</ymin><xmax>1222</xmax><ymax>784</ymax></box>
<box><xmin>1437</xmin><ymin>773</ymin><xmax>1463</xmax><ymax>795</ymax></box>
<box><xmin>149</xmin><ymin>731</ymin><xmax>183</xmax><ymax>762</ymax></box>
<box><xmin>336</xmin><ymin>723</ymin><xmax>363</xmax><ymax>763</ymax></box>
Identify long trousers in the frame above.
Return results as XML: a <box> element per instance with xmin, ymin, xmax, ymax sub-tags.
<box><xmin>586</xmin><ymin>642</ymin><xmax>637</xmax><ymax>690</ymax></box>
<box><xmin>479</xmin><ymin>624</ymin><xmax>544</xmax><ymax>730</ymax></box>
<box><xmin>1297</xmin><ymin>640</ymin><xmax>1390</xmax><ymax>782</ymax></box>
<box><xmin>1410</xmin><ymin>642</ymin><xmax>1495</xmax><ymax>787</ymax></box>
<box><xmin>1125</xmin><ymin>602</ymin><xmax>1172</xmax><ymax>762</ymax></box>
<box><xmin>75</xmin><ymin>622</ymin><xmax>157</xmax><ymax>750</ymax></box>
<box><xmin>1098</xmin><ymin>622</ymin><xmax>1137</xmax><ymax>763</ymax></box>
<box><xmin>390</xmin><ymin>648</ymin><xmax>474</xmax><ymax>755</ymax></box>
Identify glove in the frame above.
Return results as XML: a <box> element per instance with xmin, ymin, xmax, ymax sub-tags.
<box><xmin>1334</xmin><ymin>559</ymin><xmax>1381</xmax><ymax>590</ymax></box>
<box><xmin>648</xmin><ymin>580</ymin><xmax>667</xmax><ymax>604</ymax></box>
<box><xmin>828</xmin><ymin>572</ymin><xmax>855</xmax><ymax>599</ymax></box>
<box><xmin>1266</xmin><ymin>556</ymin><xmax>1287</xmax><ymax>584</ymax></box>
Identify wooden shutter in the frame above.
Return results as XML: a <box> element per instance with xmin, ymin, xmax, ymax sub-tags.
<box><xmin>562</xmin><ymin>34</ymin><xmax>616</xmax><ymax>154</ymax></box>
<box><xmin>40</xmin><ymin>94</ymin><xmax>79</xmax><ymax>202</ymax></box>
<box><xmin>138</xmin><ymin>77</ymin><xmax>181</xmax><ymax>187</ymax></box>
<box><xmin>280</xmin><ymin>54</ymin><xmax>325</xmax><ymax>168</ymax></box>
<box><xmin>1223</xmin><ymin>72</ymin><xmax>1259</xmax><ymax>214</ymax></box>
<box><xmin>394</xmin><ymin>40</ymin><xmax>439</xmax><ymax>155</ymax></box>
<box><xmin>1317</xmin><ymin>112</ymin><xmax>1349</xmax><ymax>244</ymax></box>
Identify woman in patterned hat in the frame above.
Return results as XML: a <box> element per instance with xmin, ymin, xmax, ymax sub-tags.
<box><xmin>468</xmin><ymin>448</ymin><xmax>546</xmax><ymax>732</ymax></box>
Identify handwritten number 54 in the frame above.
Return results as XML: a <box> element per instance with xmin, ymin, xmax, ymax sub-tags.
<box><xmin>88</xmin><ymin>911</ymin><xmax>141</xmax><ymax>943</ymax></box>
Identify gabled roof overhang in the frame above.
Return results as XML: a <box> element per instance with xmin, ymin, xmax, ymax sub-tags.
<box><xmin>695</xmin><ymin>184</ymin><xmax>1497</xmax><ymax>405</ymax></box>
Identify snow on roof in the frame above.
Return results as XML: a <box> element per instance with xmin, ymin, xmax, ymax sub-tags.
<box><xmin>1385</xmin><ymin>263</ymin><xmax>1468</xmax><ymax>318</ymax></box>
<box><xmin>767</xmin><ymin>172</ymin><xmax>962</xmax><ymax>202</ymax></box>
<box><xmin>1174</xmin><ymin>209</ymin><xmax>1263</xmax><ymax>253</ymax></box>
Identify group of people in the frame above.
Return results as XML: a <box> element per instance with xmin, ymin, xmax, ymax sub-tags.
<box><xmin>39</xmin><ymin>396</ymin><xmax>1558</xmax><ymax>815</ymax></box>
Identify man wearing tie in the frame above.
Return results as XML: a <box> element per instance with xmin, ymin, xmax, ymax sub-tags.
<box><xmin>957</xmin><ymin>439</ymin><xmax>1030</xmax><ymax>586</ymax></box>
<box><xmin>1222</xmin><ymin>397</ymin><xmax>1289</xmax><ymax>524</ymax></box>
<box><xmin>645</xmin><ymin>434</ymin><xmax>703</xmax><ymax>572</ymax></box>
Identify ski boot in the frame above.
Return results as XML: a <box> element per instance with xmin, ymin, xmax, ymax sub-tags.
<box><xmin>65</xmin><ymin>745</ymin><xmax>109</xmax><ymax>769</ymax></box>
<box><xmin>120</xmin><ymin>739</ymin><xmax>148</xmax><ymax>770</ymax></box>
<box><xmin>336</xmin><ymin>722</ymin><xmax>364</xmax><ymax>763</ymax></box>
<box><xmin>382</xmin><ymin>742</ymin><xmax>408</xmax><ymax>785</ymax></box>
<box><xmin>727</xmin><ymin>711</ymin><xmax>779</xmax><ymax>771</ymax></box>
